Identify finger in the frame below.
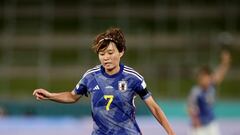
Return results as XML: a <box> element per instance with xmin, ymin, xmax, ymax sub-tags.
<box><xmin>33</xmin><ymin>90</ymin><xmax>37</xmax><ymax>96</ymax></box>
<box><xmin>37</xmin><ymin>92</ymin><xmax>49</xmax><ymax>100</ymax></box>
<box><xmin>36</xmin><ymin>93</ymin><xmax>46</xmax><ymax>99</ymax></box>
<box><xmin>36</xmin><ymin>95</ymin><xmax>44</xmax><ymax>100</ymax></box>
<box><xmin>36</xmin><ymin>97</ymin><xmax>41</xmax><ymax>100</ymax></box>
<box><xmin>33</xmin><ymin>91</ymin><xmax>41</xmax><ymax>97</ymax></box>
<box><xmin>33</xmin><ymin>89</ymin><xmax>41</xmax><ymax>96</ymax></box>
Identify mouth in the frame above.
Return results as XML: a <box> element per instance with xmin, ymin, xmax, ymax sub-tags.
<box><xmin>104</xmin><ymin>62</ymin><xmax>112</xmax><ymax>67</ymax></box>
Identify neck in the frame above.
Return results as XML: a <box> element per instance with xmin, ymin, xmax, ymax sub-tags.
<box><xmin>105</xmin><ymin>65</ymin><xmax>120</xmax><ymax>75</ymax></box>
<box><xmin>200</xmin><ymin>85</ymin><xmax>209</xmax><ymax>90</ymax></box>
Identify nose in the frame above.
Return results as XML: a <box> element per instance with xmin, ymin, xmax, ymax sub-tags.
<box><xmin>103</xmin><ymin>54</ymin><xmax>110</xmax><ymax>60</ymax></box>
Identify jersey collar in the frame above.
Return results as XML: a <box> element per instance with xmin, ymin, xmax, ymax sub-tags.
<box><xmin>101</xmin><ymin>64</ymin><xmax>124</xmax><ymax>78</ymax></box>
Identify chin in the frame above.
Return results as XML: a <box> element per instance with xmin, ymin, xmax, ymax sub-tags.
<box><xmin>102</xmin><ymin>65</ymin><xmax>110</xmax><ymax>69</ymax></box>
<box><xmin>104</xmin><ymin>65</ymin><xmax>115</xmax><ymax>71</ymax></box>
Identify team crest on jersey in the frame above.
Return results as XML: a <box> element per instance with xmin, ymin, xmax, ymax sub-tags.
<box><xmin>118</xmin><ymin>80</ymin><xmax>128</xmax><ymax>92</ymax></box>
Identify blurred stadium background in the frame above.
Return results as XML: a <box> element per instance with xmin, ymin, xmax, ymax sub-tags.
<box><xmin>0</xmin><ymin>0</ymin><xmax>240</xmax><ymax>135</ymax></box>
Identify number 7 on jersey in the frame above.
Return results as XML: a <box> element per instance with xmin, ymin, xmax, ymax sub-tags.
<box><xmin>104</xmin><ymin>95</ymin><xmax>114</xmax><ymax>111</ymax></box>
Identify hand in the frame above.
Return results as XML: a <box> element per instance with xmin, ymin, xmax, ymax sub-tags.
<box><xmin>33</xmin><ymin>88</ymin><xmax>52</xmax><ymax>100</ymax></box>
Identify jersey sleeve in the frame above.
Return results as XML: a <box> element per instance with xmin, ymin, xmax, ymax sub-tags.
<box><xmin>188</xmin><ymin>87</ymin><xmax>198</xmax><ymax>107</ymax></box>
<box><xmin>134</xmin><ymin>79</ymin><xmax>151</xmax><ymax>100</ymax></box>
<box><xmin>74</xmin><ymin>74</ymin><xmax>88</xmax><ymax>97</ymax></box>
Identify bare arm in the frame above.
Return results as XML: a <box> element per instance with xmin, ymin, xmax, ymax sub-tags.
<box><xmin>188</xmin><ymin>103</ymin><xmax>201</xmax><ymax>128</ymax></box>
<box><xmin>33</xmin><ymin>88</ymin><xmax>81</xmax><ymax>103</ymax></box>
<box><xmin>187</xmin><ymin>89</ymin><xmax>201</xmax><ymax>128</ymax></box>
<box><xmin>212</xmin><ymin>50</ymin><xmax>231</xmax><ymax>85</ymax></box>
<box><xmin>144</xmin><ymin>96</ymin><xmax>175</xmax><ymax>135</ymax></box>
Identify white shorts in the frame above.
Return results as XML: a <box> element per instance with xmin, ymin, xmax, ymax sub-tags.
<box><xmin>189</xmin><ymin>122</ymin><xmax>220</xmax><ymax>135</ymax></box>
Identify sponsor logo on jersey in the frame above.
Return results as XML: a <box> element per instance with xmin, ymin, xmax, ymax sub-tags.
<box><xmin>93</xmin><ymin>85</ymin><xmax>100</xmax><ymax>90</ymax></box>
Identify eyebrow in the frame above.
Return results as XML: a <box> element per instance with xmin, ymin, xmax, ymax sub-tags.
<box><xmin>99</xmin><ymin>48</ymin><xmax>114</xmax><ymax>54</ymax></box>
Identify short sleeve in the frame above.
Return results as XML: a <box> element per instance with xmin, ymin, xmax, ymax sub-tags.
<box><xmin>134</xmin><ymin>79</ymin><xmax>151</xmax><ymax>100</ymax></box>
<box><xmin>74</xmin><ymin>75</ymin><xmax>88</xmax><ymax>96</ymax></box>
<box><xmin>188</xmin><ymin>87</ymin><xmax>199</xmax><ymax>107</ymax></box>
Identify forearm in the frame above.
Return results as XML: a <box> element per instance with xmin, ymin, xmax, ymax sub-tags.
<box><xmin>145</xmin><ymin>96</ymin><xmax>175</xmax><ymax>134</ymax></box>
<box><xmin>191</xmin><ymin>115</ymin><xmax>201</xmax><ymax>127</ymax></box>
<box><xmin>151</xmin><ymin>106</ymin><xmax>175</xmax><ymax>134</ymax></box>
<box><xmin>213</xmin><ymin>51</ymin><xmax>231</xmax><ymax>84</ymax></box>
<box><xmin>188</xmin><ymin>105</ymin><xmax>201</xmax><ymax>128</ymax></box>
<box><xmin>49</xmin><ymin>92</ymin><xmax>79</xmax><ymax>103</ymax></box>
<box><xmin>213</xmin><ymin>62</ymin><xmax>230</xmax><ymax>84</ymax></box>
<box><xmin>189</xmin><ymin>111</ymin><xmax>201</xmax><ymax>127</ymax></box>
<box><xmin>218</xmin><ymin>60</ymin><xmax>230</xmax><ymax>74</ymax></box>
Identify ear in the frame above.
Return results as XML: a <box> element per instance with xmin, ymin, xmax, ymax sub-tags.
<box><xmin>119</xmin><ymin>51</ymin><xmax>124</xmax><ymax>58</ymax></box>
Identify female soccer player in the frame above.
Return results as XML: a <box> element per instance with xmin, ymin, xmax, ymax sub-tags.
<box><xmin>188</xmin><ymin>50</ymin><xmax>231</xmax><ymax>135</ymax></box>
<box><xmin>33</xmin><ymin>27</ymin><xmax>175</xmax><ymax>135</ymax></box>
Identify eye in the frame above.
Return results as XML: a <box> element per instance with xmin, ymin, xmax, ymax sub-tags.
<box><xmin>108</xmin><ymin>51</ymin><xmax>113</xmax><ymax>55</ymax></box>
<box><xmin>99</xmin><ymin>53</ymin><xmax>104</xmax><ymax>56</ymax></box>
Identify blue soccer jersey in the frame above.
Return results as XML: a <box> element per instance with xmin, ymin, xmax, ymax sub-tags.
<box><xmin>188</xmin><ymin>84</ymin><xmax>216</xmax><ymax>126</ymax></box>
<box><xmin>74</xmin><ymin>64</ymin><xmax>151</xmax><ymax>135</ymax></box>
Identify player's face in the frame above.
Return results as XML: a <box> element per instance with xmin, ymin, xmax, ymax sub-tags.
<box><xmin>197</xmin><ymin>73</ymin><xmax>212</xmax><ymax>89</ymax></box>
<box><xmin>98</xmin><ymin>42</ymin><xmax>124</xmax><ymax>74</ymax></box>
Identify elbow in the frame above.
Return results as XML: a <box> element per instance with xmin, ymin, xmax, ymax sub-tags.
<box><xmin>69</xmin><ymin>96</ymin><xmax>79</xmax><ymax>103</ymax></box>
<box><xmin>67</xmin><ymin>91</ymin><xmax>80</xmax><ymax>103</ymax></box>
<box><xmin>65</xmin><ymin>93</ymin><xmax>80</xmax><ymax>103</ymax></box>
<box><xmin>68</xmin><ymin>99</ymin><xmax>77</xmax><ymax>103</ymax></box>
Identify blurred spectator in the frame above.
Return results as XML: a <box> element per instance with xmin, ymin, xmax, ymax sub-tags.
<box><xmin>187</xmin><ymin>50</ymin><xmax>231</xmax><ymax>135</ymax></box>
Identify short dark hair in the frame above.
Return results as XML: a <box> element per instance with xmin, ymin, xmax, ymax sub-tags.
<box><xmin>92</xmin><ymin>27</ymin><xmax>126</xmax><ymax>53</ymax></box>
<box><xmin>198</xmin><ymin>65</ymin><xmax>212</xmax><ymax>76</ymax></box>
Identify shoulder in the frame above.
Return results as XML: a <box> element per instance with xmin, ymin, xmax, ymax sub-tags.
<box><xmin>82</xmin><ymin>65</ymin><xmax>101</xmax><ymax>78</ymax></box>
<box><xmin>190</xmin><ymin>86</ymin><xmax>201</xmax><ymax>97</ymax></box>
<box><xmin>122</xmin><ymin>65</ymin><xmax>144</xmax><ymax>81</ymax></box>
